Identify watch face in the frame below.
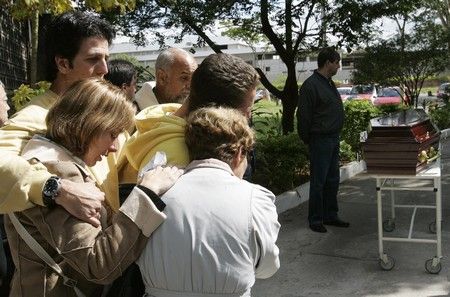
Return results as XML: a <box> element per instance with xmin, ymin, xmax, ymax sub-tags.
<box><xmin>43</xmin><ymin>178</ymin><xmax>59</xmax><ymax>197</ymax></box>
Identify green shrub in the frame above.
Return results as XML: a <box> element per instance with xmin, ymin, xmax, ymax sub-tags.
<box><xmin>251</xmin><ymin>104</ymin><xmax>309</xmax><ymax>194</ymax></box>
<box><xmin>253</xmin><ymin>132</ymin><xmax>309</xmax><ymax>195</ymax></box>
<box><xmin>376</xmin><ymin>104</ymin><xmax>404</xmax><ymax>114</ymax></box>
<box><xmin>339</xmin><ymin>140</ymin><xmax>356</xmax><ymax>164</ymax></box>
<box><xmin>12</xmin><ymin>81</ymin><xmax>51</xmax><ymax>111</ymax></box>
<box><xmin>341</xmin><ymin>100</ymin><xmax>381</xmax><ymax>155</ymax></box>
<box><xmin>252</xmin><ymin>105</ymin><xmax>282</xmax><ymax>138</ymax></box>
<box><xmin>429</xmin><ymin>104</ymin><xmax>450</xmax><ymax>130</ymax></box>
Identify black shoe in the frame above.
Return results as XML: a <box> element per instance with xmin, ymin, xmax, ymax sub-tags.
<box><xmin>323</xmin><ymin>219</ymin><xmax>350</xmax><ymax>228</ymax></box>
<box><xmin>310</xmin><ymin>223</ymin><xmax>327</xmax><ymax>233</ymax></box>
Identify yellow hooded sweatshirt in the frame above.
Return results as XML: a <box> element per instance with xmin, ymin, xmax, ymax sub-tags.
<box><xmin>119</xmin><ymin>103</ymin><xmax>190</xmax><ymax>184</ymax></box>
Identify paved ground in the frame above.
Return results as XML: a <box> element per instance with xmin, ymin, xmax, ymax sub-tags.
<box><xmin>253</xmin><ymin>138</ymin><xmax>450</xmax><ymax>297</ymax></box>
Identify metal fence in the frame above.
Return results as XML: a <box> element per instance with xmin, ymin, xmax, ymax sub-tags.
<box><xmin>0</xmin><ymin>8</ymin><xmax>29</xmax><ymax>93</ymax></box>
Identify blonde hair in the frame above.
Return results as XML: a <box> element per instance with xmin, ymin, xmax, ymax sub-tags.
<box><xmin>46</xmin><ymin>78</ymin><xmax>135</xmax><ymax>157</ymax></box>
<box><xmin>185</xmin><ymin>107</ymin><xmax>254</xmax><ymax>166</ymax></box>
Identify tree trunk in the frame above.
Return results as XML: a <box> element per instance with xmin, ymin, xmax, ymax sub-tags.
<box><xmin>280</xmin><ymin>89</ymin><xmax>297</xmax><ymax>134</ymax></box>
<box><xmin>280</xmin><ymin>61</ymin><xmax>298</xmax><ymax>134</ymax></box>
<box><xmin>30</xmin><ymin>10</ymin><xmax>39</xmax><ymax>84</ymax></box>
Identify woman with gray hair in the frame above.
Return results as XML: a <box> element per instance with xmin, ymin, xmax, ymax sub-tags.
<box><xmin>137</xmin><ymin>106</ymin><xmax>280</xmax><ymax>297</ymax></box>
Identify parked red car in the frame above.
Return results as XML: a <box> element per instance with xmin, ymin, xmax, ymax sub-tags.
<box><xmin>373</xmin><ymin>87</ymin><xmax>402</xmax><ymax>106</ymax></box>
<box><xmin>347</xmin><ymin>84</ymin><xmax>378</xmax><ymax>103</ymax></box>
<box><xmin>337</xmin><ymin>87</ymin><xmax>352</xmax><ymax>101</ymax></box>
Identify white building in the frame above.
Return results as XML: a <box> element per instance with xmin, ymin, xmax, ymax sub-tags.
<box><xmin>109</xmin><ymin>35</ymin><xmax>354</xmax><ymax>83</ymax></box>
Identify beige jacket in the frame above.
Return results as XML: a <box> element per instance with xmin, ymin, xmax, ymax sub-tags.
<box><xmin>0</xmin><ymin>90</ymin><xmax>128</xmax><ymax>212</ymax></box>
<box><xmin>5</xmin><ymin>136</ymin><xmax>165</xmax><ymax>297</ymax></box>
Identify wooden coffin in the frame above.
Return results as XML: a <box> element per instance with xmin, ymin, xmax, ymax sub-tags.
<box><xmin>362</xmin><ymin>109</ymin><xmax>440</xmax><ymax>175</ymax></box>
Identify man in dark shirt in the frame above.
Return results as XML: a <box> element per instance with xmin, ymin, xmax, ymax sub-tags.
<box><xmin>296</xmin><ymin>47</ymin><xmax>348</xmax><ymax>233</ymax></box>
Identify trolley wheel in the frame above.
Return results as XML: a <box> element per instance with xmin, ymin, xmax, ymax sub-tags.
<box><xmin>379</xmin><ymin>255</ymin><xmax>395</xmax><ymax>271</ymax></box>
<box><xmin>425</xmin><ymin>258</ymin><xmax>441</xmax><ymax>274</ymax></box>
<box><xmin>383</xmin><ymin>219</ymin><xmax>395</xmax><ymax>232</ymax></box>
<box><xmin>428</xmin><ymin>221</ymin><xmax>437</xmax><ymax>234</ymax></box>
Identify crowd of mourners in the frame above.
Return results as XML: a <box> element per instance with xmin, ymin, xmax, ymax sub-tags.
<box><xmin>0</xmin><ymin>11</ymin><xmax>280</xmax><ymax>297</ymax></box>
<box><xmin>0</xmin><ymin>9</ymin><xmax>351</xmax><ymax>296</ymax></box>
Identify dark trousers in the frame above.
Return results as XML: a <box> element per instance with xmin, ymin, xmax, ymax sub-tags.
<box><xmin>308</xmin><ymin>133</ymin><xmax>340</xmax><ymax>225</ymax></box>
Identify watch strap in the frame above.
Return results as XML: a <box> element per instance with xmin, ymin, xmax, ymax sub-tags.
<box><xmin>137</xmin><ymin>185</ymin><xmax>166</xmax><ymax>211</ymax></box>
<box><xmin>42</xmin><ymin>176</ymin><xmax>61</xmax><ymax>208</ymax></box>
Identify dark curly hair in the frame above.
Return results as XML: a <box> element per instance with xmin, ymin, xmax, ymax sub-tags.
<box><xmin>44</xmin><ymin>11</ymin><xmax>115</xmax><ymax>81</ymax></box>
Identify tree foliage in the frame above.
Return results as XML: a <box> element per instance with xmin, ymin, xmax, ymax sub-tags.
<box><xmin>331</xmin><ymin>0</ymin><xmax>450</xmax><ymax>97</ymax></box>
<box><xmin>1</xmin><ymin>0</ymin><xmax>72</xmax><ymax>19</ymax></box>
<box><xmin>0</xmin><ymin>0</ymin><xmax>73</xmax><ymax>83</ymax></box>
<box><xmin>353</xmin><ymin>0</ymin><xmax>449</xmax><ymax>108</ymax></box>
<box><xmin>108</xmin><ymin>0</ymin><xmax>382</xmax><ymax>134</ymax></box>
<box><xmin>0</xmin><ymin>0</ymin><xmax>136</xmax><ymax>83</ymax></box>
<box><xmin>110</xmin><ymin>53</ymin><xmax>156</xmax><ymax>83</ymax></box>
<box><xmin>420</xmin><ymin>0</ymin><xmax>450</xmax><ymax>58</ymax></box>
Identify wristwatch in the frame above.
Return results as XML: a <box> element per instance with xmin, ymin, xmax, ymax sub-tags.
<box><xmin>42</xmin><ymin>176</ymin><xmax>61</xmax><ymax>208</ymax></box>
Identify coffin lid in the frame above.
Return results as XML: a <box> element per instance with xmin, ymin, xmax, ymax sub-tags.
<box><xmin>370</xmin><ymin>109</ymin><xmax>429</xmax><ymax>129</ymax></box>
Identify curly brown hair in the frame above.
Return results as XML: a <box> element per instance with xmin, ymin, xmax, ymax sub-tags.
<box><xmin>185</xmin><ymin>107</ymin><xmax>254</xmax><ymax>166</ymax></box>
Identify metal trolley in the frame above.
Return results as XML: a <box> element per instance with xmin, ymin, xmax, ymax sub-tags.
<box><xmin>371</xmin><ymin>160</ymin><xmax>442</xmax><ymax>274</ymax></box>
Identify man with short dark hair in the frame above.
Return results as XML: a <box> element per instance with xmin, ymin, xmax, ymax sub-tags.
<box><xmin>296</xmin><ymin>47</ymin><xmax>348</xmax><ymax>233</ymax></box>
<box><xmin>134</xmin><ymin>48</ymin><xmax>197</xmax><ymax>109</ymax></box>
<box><xmin>187</xmin><ymin>53</ymin><xmax>256</xmax><ymax>119</ymax></box>
<box><xmin>0</xmin><ymin>11</ymin><xmax>117</xmax><ymax>226</ymax></box>
<box><xmin>105</xmin><ymin>59</ymin><xmax>138</xmax><ymax>101</ymax></box>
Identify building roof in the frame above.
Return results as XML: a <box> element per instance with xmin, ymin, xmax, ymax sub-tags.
<box><xmin>110</xmin><ymin>34</ymin><xmax>272</xmax><ymax>60</ymax></box>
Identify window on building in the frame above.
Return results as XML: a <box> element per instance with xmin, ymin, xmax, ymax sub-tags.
<box><xmin>265</xmin><ymin>66</ymin><xmax>271</xmax><ymax>72</ymax></box>
<box><xmin>341</xmin><ymin>59</ymin><xmax>352</xmax><ymax>67</ymax></box>
<box><xmin>217</xmin><ymin>44</ymin><xmax>228</xmax><ymax>50</ymax></box>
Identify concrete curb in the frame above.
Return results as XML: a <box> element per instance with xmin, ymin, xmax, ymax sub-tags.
<box><xmin>275</xmin><ymin>160</ymin><xmax>367</xmax><ymax>214</ymax></box>
<box><xmin>441</xmin><ymin>128</ymin><xmax>450</xmax><ymax>139</ymax></box>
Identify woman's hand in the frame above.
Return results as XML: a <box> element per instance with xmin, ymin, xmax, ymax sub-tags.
<box><xmin>139</xmin><ymin>166</ymin><xmax>184</xmax><ymax>196</ymax></box>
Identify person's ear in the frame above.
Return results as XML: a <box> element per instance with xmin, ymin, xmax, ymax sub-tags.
<box><xmin>121</xmin><ymin>83</ymin><xmax>129</xmax><ymax>91</ymax></box>
<box><xmin>232</xmin><ymin>147</ymin><xmax>244</xmax><ymax>169</ymax></box>
<box><xmin>55</xmin><ymin>56</ymin><xmax>71</xmax><ymax>74</ymax></box>
<box><xmin>156</xmin><ymin>68</ymin><xmax>168</xmax><ymax>85</ymax></box>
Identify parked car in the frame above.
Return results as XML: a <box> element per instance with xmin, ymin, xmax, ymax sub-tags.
<box><xmin>436</xmin><ymin>82</ymin><xmax>450</xmax><ymax>102</ymax></box>
<box><xmin>337</xmin><ymin>86</ymin><xmax>352</xmax><ymax>101</ymax></box>
<box><xmin>347</xmin><ymin>84</ymin><xmax>378</xmax><ymax>103</ymax></box>
<box><xmin>373</xmin><ymin>87</ymin><xmax>402</xmax><ymax>106</ymax></box>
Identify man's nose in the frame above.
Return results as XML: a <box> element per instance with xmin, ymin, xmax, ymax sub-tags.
<box><xmin>97</xmin><ymin>59</ymin><xmax>108</xmax><ymax>77</ymax></box>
